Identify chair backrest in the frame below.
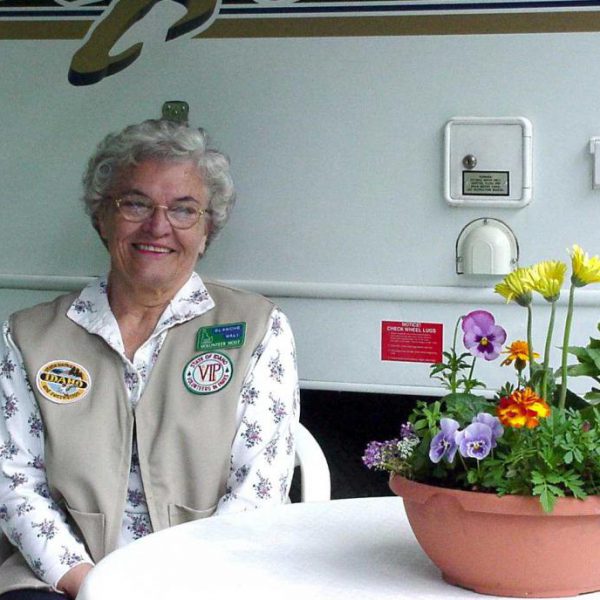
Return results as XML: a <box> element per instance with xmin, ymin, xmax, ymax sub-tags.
<box><xmin>294</xmin><ymin>423</ymin><xmax>331</xmax><ymax>502</ymax></box>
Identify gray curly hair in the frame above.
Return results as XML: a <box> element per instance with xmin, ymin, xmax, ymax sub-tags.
<box><xmin>82</xmin><ymin>119</ymin><xmax>235</xmax><ymax>247</ymax></box>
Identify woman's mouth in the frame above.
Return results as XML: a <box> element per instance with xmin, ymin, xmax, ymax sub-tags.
<box><xmin>133</xmin><ymin>243</ymin><xmax>173</xmax><ymax>254</ymax></box>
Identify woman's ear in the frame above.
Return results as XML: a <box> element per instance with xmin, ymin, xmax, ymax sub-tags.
<box><xmin>199</xmin><ymin>218</ymin><xmax>213</xmax><ymax>255</ymax></box>
<box><xmin>197</xmin><ymin>231</ymin><xmax>208</xmax><ymax>258</ymax></box>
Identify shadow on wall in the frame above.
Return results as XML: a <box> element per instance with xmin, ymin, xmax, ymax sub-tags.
<box><xmin>290</xmin><ymin>390</ymin><xmax>424</xmax><ymax>501</ymax></box>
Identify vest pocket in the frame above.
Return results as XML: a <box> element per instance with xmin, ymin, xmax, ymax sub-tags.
<box><xmin>64</xmin><ymin>504</ymin><xmax>106</xmax><ymax>563</ymax></box>
<box><xmin>168</xmin><ymin>503</ymin><xmax>216</xmax><ymax>527</ymax></box>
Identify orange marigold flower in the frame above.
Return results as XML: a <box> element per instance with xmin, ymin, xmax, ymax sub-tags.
<box><xmin>501</xmin><ymin>341</ymin><xmax>540</xmax><ymax>371</ymax></box>
<box><xmin>497</xmin><ymin>387</ymin><xmax>551</xmax><ymax>429</ymax></box>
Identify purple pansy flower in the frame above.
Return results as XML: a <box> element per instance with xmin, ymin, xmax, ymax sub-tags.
<box><xmin>462</xmin><ymin>310</ymin><xmax>507</xmax><ymax>361</ymax></box>
<box><xmin>456</xmin><ymin>422</ymin><xmax>493</xmax><ymax>460</ymax></box>
<box><xmin>429</xmin><ymin>418</ymin><xmax>459</xmax><ymax>463</ymax></box>
<box><xmin>472</xmin><ymin>412</ymin><xmax>504</xmax><ymax>447</ymax></box>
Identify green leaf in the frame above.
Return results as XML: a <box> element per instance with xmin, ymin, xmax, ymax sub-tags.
<box><xmin>583</xmin><ymin>390</ymin><xmax>600</xmax><ymax>405</ymax></box>
<box><xmin>567</xmin><ymin>363</ymin><xmax>600</xmax><ymax>377</ymax></box>
<box><xmin>466</xmin><ymin>470</ymin><xmax>479</xmax><ymax>484</ymax></box>
<box><xmin>540</xmin><ymin>488</ymin><xmax>556</xmax><ymax>512</ymax></box>
<box><xmin>530</xmin><ymin>471</ymin><xmax>545</xmax><ymax>485</ymax></box>
<box><xmin>568</xmin><ymin>346</ymin><xmax>595</xmax><ymax>364</ymax></box>
<box><xmin>568</xmin><ymin>347</ymin><xmax>600</xmax><ymax>373</ymax></box>
<box><xmin>529</xmin><ymin>367</ymin><xmax>545</xmax><ymax>384</ymax></box>
<box><xmin>586</xmin><ymin>348</ymin><xmax>600</xmax><ymax>371</ymax></box>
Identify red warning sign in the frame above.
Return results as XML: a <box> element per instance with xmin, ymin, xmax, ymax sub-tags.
<box><xmin>381</xmin><ymin>321</ymin><xmax>443</xmax><ymax>363</ymax></box>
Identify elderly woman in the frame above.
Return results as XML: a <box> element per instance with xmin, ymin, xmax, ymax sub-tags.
<box><xmin>0</xmin><ymin>119</ymin><xmax>299</xmax><ymax>599</ymax></box>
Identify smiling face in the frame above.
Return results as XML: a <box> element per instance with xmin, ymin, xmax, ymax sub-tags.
<box><xmin>98</xmin><ymin>159</ymin><xmax>209</xmax><ymax>300</ymax></box>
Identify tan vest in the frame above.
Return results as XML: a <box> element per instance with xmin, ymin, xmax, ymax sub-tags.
<box><xmin>0</xmin><ymin>281</ymin><xmax>273</xmax><ymax>593</ymax></box>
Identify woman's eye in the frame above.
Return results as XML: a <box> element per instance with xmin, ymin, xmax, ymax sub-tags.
<box><xmin>122</xmin><ymin>199</ymin><xmax>151</xmax><ymax>212</ymax></box>
<box><xmin>171</xmin><ymin>205</ymin><xmax>196</xmax><ymax>216</ymax></box>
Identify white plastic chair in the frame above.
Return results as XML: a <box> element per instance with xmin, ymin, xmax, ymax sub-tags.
<box><xmin>294</xmin><ymin>423</ymin><xmax>331</xmax><ymax>502</ymax></box>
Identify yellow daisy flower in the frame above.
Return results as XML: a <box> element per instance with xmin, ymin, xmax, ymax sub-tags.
<box><xmin>494</xmin><ymin>267</ymin><xmax>533</xmax><ymax>306</ymax></box>
<box><xmin>528</xmin><ymin>260</ymin><xmax>566</xmax><ymax>302</ymax></box>
<box><xmin>570</xmin><ymin>244</ymin><xmax>600</xmax><ymax>287</ymax></box>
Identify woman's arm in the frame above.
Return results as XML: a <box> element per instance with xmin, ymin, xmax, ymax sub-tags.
<box><xmin>216</xmin><ymin>308</ymin><xmax>300</xmax><ymax>513</ymax></box>
<box><xmin>0</xmin><ymin>321</ymin><xmax>93</xmax><ymax>589</ymax></box>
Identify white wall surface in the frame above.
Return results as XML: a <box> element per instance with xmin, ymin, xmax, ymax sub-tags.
<box><xmin>3</xmin><ymin>8</ymin><xmax>600</xmax><ymax>396</ymax></box>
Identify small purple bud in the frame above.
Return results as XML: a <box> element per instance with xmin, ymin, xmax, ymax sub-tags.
<box><xmin>400</xmin><ymin>422</ymin><xmax>417</xmax><ymax>440</ymax></box>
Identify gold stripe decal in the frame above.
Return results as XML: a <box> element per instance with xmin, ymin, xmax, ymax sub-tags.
<box><xmin>3</xmin><ymin>1</ymin><xmax>600</xmax><ymax>85</ymax></box>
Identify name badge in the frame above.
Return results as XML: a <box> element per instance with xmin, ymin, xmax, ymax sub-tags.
<box><xmin>196</xmin><ymin>322</ymin><xmax>246</xmax><ymax>351</ymax></box>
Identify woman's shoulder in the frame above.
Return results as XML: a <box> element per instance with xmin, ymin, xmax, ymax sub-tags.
<box><xmin>10</xmin><ymin>291</ymin><xmax>80</xmax><ymax>328</ymax></box>
<box><xmin>203</xmin><ymin>279</ymin><xmax>275</xmax><ymax>311</ymax></box>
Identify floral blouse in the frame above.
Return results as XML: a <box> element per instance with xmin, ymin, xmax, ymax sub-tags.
<box><xmin>0</xmin><ymin>273</ymin><xmax>299</xmax><ymax>589</ymax></box>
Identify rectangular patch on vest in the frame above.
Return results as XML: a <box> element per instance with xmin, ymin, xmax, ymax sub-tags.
<box><xmin>196</xmin><ymin>322</ymin><xmax>246</xmax><ymax>351</ymax></box>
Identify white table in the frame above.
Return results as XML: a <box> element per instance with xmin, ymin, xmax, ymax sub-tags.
<box><xmin>76</xmin><ymin>496</ymin><xmax>600</xmax><ymax>600</ymax></box>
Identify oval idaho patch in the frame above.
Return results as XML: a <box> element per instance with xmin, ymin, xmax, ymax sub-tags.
<box><xmin>183</xmin><ymin>352</ymin><xmax>233</xmax><ymax>395</ymax></box>
<box><xmin>36</xmin><ymin>360</ymin><xmax>91</xmax><ymax>404</ymax></box>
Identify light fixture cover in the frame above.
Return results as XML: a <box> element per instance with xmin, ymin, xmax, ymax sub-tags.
<box><xmin>456</xmin><ymin>218</ymin><xmax>518</xmax><ymax>275</ymax></box>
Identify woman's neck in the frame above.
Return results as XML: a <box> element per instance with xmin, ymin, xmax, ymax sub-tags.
<box><xmin>107</xmin><ymin>277</ymin><xmax>175</xmax><ymax>360</ymax></box>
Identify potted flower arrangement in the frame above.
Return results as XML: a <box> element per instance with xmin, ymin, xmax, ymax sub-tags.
<box><xmin>363</xmin><ymin>245</ymin><xmax>600</xmax><ymax>598</ymax></box>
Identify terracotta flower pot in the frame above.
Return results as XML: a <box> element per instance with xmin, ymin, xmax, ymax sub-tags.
<box><xmin>390</xmin><ymin>474</ymin><xmax>600</xmax><ymax>598</ymax></box>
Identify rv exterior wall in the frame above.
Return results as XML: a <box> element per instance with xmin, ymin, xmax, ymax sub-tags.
<box><xmin>1</xmin><ymin>28</ymin><xmax>598</xmax><ymax>394</ymax></box>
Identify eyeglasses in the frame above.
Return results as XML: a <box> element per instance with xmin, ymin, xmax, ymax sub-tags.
<box><xmin>114</xmin><ymin>195</ymin><xmax>207</xmax><ymax>230</ymax></box>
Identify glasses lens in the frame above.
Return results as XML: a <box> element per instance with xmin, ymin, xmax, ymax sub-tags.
<box><xmin>167</xmin><ymin>203</ymin><xmax>202</xmax><ymax>228</ymax></box>
<box><xmin>117</xmin><ymin>196</ymin><xmax>154</xmax><ymax>221</ymax></box>
<box><xmin>116</xmin><ymin>196</ymin><xmax>203</xmax><ymax>229</ymax></box>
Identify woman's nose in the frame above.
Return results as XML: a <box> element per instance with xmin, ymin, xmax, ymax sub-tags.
<box><xmin>143</xmin><ymin>205</ymin><xmax>172</xmax><ymax>235</ymax></box>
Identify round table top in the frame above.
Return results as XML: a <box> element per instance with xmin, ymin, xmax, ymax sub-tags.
<box><xmin>77</xmin><ymin>496</ymin><xmax>599</xmax><ymax>600</ymax></box>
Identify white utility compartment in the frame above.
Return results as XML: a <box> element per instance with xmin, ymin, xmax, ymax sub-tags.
<box><xmin>444</xmin><ymin>116</ymin><xmax>533</xmax><ymax>208</ymax></box>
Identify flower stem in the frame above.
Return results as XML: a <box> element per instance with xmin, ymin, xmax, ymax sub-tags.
<box><xmin>467</xmin><ymin>357</ymin><xmax>476</xmax><ymax>391</ymax></box>
<box><xmin>452</xmin><ymin>317</ymin><xmax>461</xmax><ymax>349</ymax></box>
<box><xmin>450</xmin><ymin>317</ymin><xmax>462</xmax><ymax>394</ymax></box>
<box><xmin>559</xmin><ymin>283</ymin><xmax>576</xmax><ymax>410</ymax></box>
<box><xmin>527</xmin><ymin>304</ymin><xmax>534</xmax><ymax>380</ymax></box>
<box><xmin>542</xmin><ymin>301</ymin><xmax>557</xmax><ymax>402</ymax></box>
